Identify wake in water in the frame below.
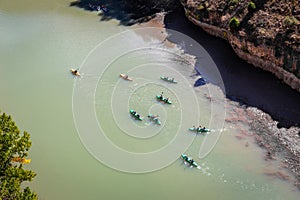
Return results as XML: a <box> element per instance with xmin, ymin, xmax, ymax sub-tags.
<box><xmin>180</xmin><ymin>158</ymin><xmax>212</xmax><ymax>176</ymax></box>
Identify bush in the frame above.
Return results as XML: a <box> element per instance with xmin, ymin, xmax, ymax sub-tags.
<box><xmin>197</xmin><ymin>4</ymin><xmax>205</xmax><ymax>10</ymax></box>
<box><xmin>248</xmin><ymin>2</ymin><xmax>256</xmax><ymax>12</ymax></box>
<box><xmin>229</xmin><ymin>17</ymin><xmax>240</xmax><ymax>31</ymax></box>
<box><xmin>284</xmin><ymin>16</ymin><xmax>299</xmax><ymax>26</ymax></box>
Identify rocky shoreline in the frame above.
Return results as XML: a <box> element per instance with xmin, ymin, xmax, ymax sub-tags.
<box><xmin>224</xmin><ymin>102</ymin><xmax>300</xmax><ymax>189</ymax></box>
<box><xmin>185</xmin><ymin>14</ymin><xmax>300</xmax><ymax>93</ymax></box>
<box><xmin>180</xmin><ymin>0</ymin><xmax>300</xmax><ymax>92</ymax></box>
<box><xmin>246</xmin><ymin>107</ymin><xmax>300</xmax><ymax>189</ymax></box>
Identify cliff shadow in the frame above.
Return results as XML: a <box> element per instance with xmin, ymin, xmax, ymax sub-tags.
<box><xmin>165</xmin><ymin>7</ymin><xmax>300</xmax><ymax>128</ymax></box>
<box><xmin>70</xmin><ymin>0</ymin><xmax>180</xmax><ymax>26</ymax></box>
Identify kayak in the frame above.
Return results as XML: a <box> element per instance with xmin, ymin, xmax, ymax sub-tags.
<box><xmin>148</xmin><ymin>114</ymin><xmax>161</xmax><ymax>125</ymax></box>
<box><xmin>189</xmin><ymin>126</ymin><xmax>210</xmax><ymax>133</ymax></box>
<box><xmin>120</xmin><ymin>74</ymin><xmax>133</xmax><ymax>81</ymax></box>
<box><xmin>70</xmin><ymin>68</ymin><xmax>80</xmax><ymax>76</ymax></box>
<box><xmin>156</xmin><ymin>95</ymin><xmax>172</xmax><ymax>104</ymax></box>
<box><xmin>181</xmin><ymin>154</ymin><xmax>198</xmax><ymax>168</ymax></box>
<box><xmin>160</xmin><ymin>76</ymin><xmax>177</xmax><ymax>84</ymax></box>
<box><xmin>129</xmin><ymin>109</ymin><xmax>143</xmax><ymax>121</ymax></box>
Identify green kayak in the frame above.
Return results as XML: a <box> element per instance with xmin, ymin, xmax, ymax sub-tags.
<box><xmin>181</xmin><ymin>154</ymin><xmax>198</xmax><ymax>168</ymax></box>
<box><xmin>160</xmin><ymin>76</ymin><xmax>177</xmax><ymax>84</ymax></box>
<box><xmin>189</xmin><ymin>126</ymin><xmax>210</xmax><ymax>133</ymax></box>
<box><xmin>148</xmin><ymin>114</ymin><xmax>161</xmax><ymax>125</ymax></box>
<box><xmin>129</xmin><ymin>109</ymin><xmax>143</xmax><ymax>121</ymax></box>
<box><xmin>156</xmin><ymin>95</ymin><xmax>172</xmax><ymax>104</ymax></box>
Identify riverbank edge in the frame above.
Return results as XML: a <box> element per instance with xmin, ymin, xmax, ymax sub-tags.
<box><xmin>183</xmin><ymin>12</ymin><xmax>300</xmax><ymax>93</ymax></box>
<box><xmin>245</xmin><ymin>107</ymin><xmax>300</xmax><ymax>189</ymax></box>
<box><xmin>147</xmin><ymin>12</ymin><xmax>300</xmax><ymax>189</ymax></box>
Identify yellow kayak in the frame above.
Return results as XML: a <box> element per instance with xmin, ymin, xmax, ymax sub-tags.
<box><xmin>120</xmin><ymin>73</ymin><xmax>133</xmax><ymax>81</ymax></box>
<box><xmin>70</xmin><ymin>69</ymin><xmax>80</xmax><ymax>77</ymax></box>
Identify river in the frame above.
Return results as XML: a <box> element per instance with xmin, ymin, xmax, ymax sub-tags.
<box><xmin>0</xmin><ymin>0</ymin><xmax>299</xmax><ymax>199</ymax></box>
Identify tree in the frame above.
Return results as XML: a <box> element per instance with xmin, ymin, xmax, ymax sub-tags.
<box><xmin>229</xmin><ymin>17</ymin><xmax>240</xmax><ymax>31</ymax></box>
<box><xmin>0</xmin><ymin>110</ymin><xmax>37</xmax><ymax>200</ymax></box>
<box><xmin>247</xmin><ymin>2</ymin><xmax>256</xmax><ymax>12</ymax></box>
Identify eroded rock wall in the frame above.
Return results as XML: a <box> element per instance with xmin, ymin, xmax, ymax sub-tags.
<box><xmin>181</xmin><ymin>0</ymin><xmax>300</xmax><ymax>92</ymax></box>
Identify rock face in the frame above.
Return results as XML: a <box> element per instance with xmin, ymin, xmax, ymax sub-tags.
<box><xmin>181</xmin><ymin>0</ymin><xmax>300</xmax><ymax>92</ymax></box>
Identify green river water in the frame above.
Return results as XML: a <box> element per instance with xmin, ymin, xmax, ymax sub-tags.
<box><xmin>0</xmin><ymin>0</ymin><xmax>299</xmax><ymax>199</ymax></box>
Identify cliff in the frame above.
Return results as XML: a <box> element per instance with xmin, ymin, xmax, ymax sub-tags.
<box><xmin>181</xmin><ymin>0</ymin><xmax>300</xmax><ymax>92</ymax></box>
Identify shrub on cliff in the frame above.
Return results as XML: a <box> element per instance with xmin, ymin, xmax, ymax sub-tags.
<box><xmin>229</xmin><ymin>17</ymin><xmax>240</xmax><ymax>31</ymax></box>
<box><xmin>283</xmin><ymin>16</ymin><xmax>299</xmax><ymax>27</ymax></box>
<box><xmin>248</xmin><ymin>2</ymin><xmax>256</xmax><ymax>12</ymax></box>
<box><xmin>197</xmin><ymin>4</ymin><xmax>205</xmax><ymax>10</ymax></box>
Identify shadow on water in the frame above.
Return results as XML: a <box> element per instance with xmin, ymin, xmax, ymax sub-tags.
<box><xmin>70</xmin><ymin>0</ymin><xmax>180</xmax><ymax>26</ymax></box>
<box><xmin>70</xmin><ymin>0</ymin><xmax>300</xmax><ymax>128</ymax></box>
<box><xmin>165</xmin><ymin>6</ymin><xmax>300</xmax><ymax>128</ymax></box>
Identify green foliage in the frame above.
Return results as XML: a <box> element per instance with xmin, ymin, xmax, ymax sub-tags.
<box><xmin>197</xmin><ymin>4</ymin><xmax>205</xmax><ymax>10</ymax></box>
<box><xmin>229</xmin><ymin>17</ymin><xmax>240</xmax><ymax>31</ymax></box>
<box><xmin>248</xmin><ymin>2</ymin><xmax>256</xmax><ymax>12</ymax></box>
<box><xmin>283</xmin><ymin>16</ymin><xmax>299</xmax><ymax>26</ymax></box>
<box><xmin>0</xmin><ymin>111</ymin><xmax>37</xmax><ymax>200</ymax></box>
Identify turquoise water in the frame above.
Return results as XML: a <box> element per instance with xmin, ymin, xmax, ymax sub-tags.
<box><xmin>0</xmin><ymin>0</ymin><xmax>299</xmax><ymax>199</ymax></box>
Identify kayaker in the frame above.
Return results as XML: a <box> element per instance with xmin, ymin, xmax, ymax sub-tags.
<box><xmin>159</xmin><ymin>92</ymin><xmax>164</xmax><ymax>100</ymax></box>
<box><xmin>124</xmin><ymin>74</ymin><xmax>129</xmax><ymax>79</ymax></box>
<box><xmin>183</xmin><ymin>156</ymin><xmax>188</xmax><ymax>162</ymax></box>
<box><xmin>74</xmin><ymin>70</ymin><xmax>78</xmax><ymax>74</ymax></box>
<box><xmin>190</xmin><ymin>159</ymin><xmax>194</xmax><ymax>165</ymax></box>
<box><xmin>197</xmin><ymin>125</ymin><xmax>202</xmax><ymax>131</ymax></box>
<box><xmin>191</xmin><ymin>159</ymin><xmax>195</xmax><ymax>165</ymax></box>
